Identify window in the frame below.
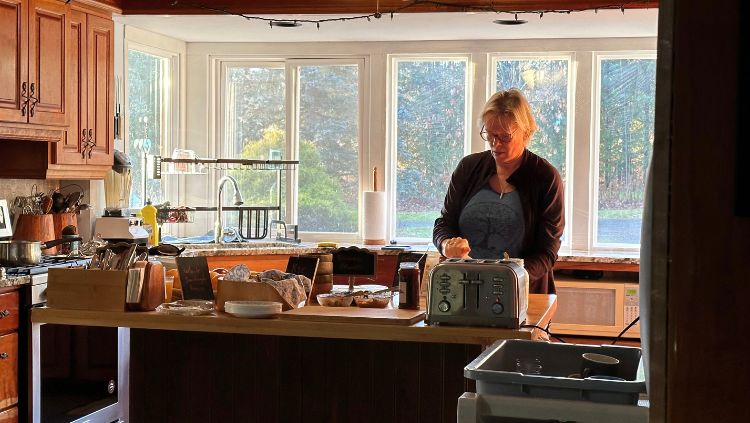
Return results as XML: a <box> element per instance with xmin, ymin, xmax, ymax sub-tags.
<box><xmin>493</xmin><ymin>56</ymin><xmax>571</xmax><ymax>181</ymax></box>
<box><xmin>493</xmin><ymin>55</ymin><xmax>573</xmax><ymax>245</ymax></box>
<box><xmin>127</xmin><ymin>49</ymin><xmax>172</xmax><ymax>207</ymax></box>
<box><xmin>219</xmin><ymin>59</ymin><xmax>363</xmax><ymax>236</ymax></box>
<box><xmin>296</xmin><ymin>63</ymin><xmax>360</xmax><ymax>233</ymax></box>
<box><xmin>391</xmin><ymin>57</ymin><xmax>470</xmax><ymax>240</ymax></box>
<box><xmin>594</xmin><ymin>55</ymin><xmax>656</xmax><ymax>246</ymax></box>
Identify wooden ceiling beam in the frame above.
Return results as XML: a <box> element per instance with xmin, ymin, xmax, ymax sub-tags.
<box><xmin>120</xmin><ymin>0</ymin><xmax>658</xmax><ymax>15</ymax></box>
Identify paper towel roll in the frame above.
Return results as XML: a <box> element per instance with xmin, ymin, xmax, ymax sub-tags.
<box><xmin>363</xmin><ymin>191</ymin><xmax>386</xmax><ymax>245</ymax></box>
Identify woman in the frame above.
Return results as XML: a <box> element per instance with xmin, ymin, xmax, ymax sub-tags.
<box><xmin>433</xmin><ymin>89</ymin><xmax>564</xmax><ymax>294</ymax></box>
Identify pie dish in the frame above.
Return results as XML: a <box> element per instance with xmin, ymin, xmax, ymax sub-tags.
<box><xmin>224</xmin><ymin>300</ymin><xmax>282</xmax><ymax>318</ymax></box>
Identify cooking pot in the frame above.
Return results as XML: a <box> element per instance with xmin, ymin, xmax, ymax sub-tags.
<box><xmin>0</xmin><ymin>237</ymin><xmax>82</xmax><ymax>267</ymax></box>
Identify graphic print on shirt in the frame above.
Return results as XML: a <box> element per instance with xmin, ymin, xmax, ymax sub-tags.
<box><xmin>458</xmin><ymin>189</ymin><xmax>525</xmax><ymax>259</ymax></box>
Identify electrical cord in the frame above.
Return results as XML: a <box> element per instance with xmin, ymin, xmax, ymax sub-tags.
<box><xmin>520</xmin><ymin>324</ymin><xmax>568</xmax><ymax>343</ymax></box>
<box><xmin>611</xmin><ymin>316</ymin><xmax>640</xmax><ymax>345</ymax></box>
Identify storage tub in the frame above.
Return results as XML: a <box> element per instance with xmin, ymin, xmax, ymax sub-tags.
<box><xmin>464</xmin><ymin>339</ymin><xmax>646</xmax><ymax>405</ymax></box>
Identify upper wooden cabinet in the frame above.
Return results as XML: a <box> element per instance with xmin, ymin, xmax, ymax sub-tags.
<box><xmin>52</xmin><ymin>6</ymin><xmax>114</xmax><ymax>175</ymax></box>
<box><xmin>0</xmin><ymin>0</ymin><xmax>68</xmax><ymax>131</ymax></box>
<box><xmin>0</xmin><ymin>0</ymin><xmax>114</xmax><ymax>179</ymax></box>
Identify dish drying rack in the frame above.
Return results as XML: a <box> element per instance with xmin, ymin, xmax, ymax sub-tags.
<box><xmin>150</xmin><ymin>156</ymin><xmax>298</xmax><ymax>177</ymax></box>
<box><xmin>150</xmin><ymin>156</ymin><xmax>299</xmax><ymax>240</ymax></box>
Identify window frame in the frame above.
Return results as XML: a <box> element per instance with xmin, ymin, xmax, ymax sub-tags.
<box><xmin>214</xmin><ymin>56</ymin><xmax>368</xmax><ymax>242</ymax></box>
<box><xmin>387</xmin><ymin>54</ymin><xmax>473</xmax><ymax>245</ymax></box>
<box><xmin>591</xmin><ymin>51</ymin><xmax>657</xmax><ymax>250</ymax></box>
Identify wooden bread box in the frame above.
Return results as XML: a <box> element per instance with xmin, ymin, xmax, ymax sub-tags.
<box><xmin>47</xmin><ymin>268</ymin><xmax>127</xmax><ymax>312</ymax></box>
<box><xmin>47</xmin><ymin>263</ymin><xmax>165</xmax><ymax>312</ymax></box>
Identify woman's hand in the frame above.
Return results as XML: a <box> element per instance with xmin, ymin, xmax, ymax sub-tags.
<box><xmin>442</xmin><ymin>237</ymin><xmax>471</xmax><ymax>258</ymax></box>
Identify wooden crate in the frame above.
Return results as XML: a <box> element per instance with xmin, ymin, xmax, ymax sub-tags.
<box><xmin>47</xmin><ymin>268</ymin><xmax>127</xmax><ymax>312</ymax></box>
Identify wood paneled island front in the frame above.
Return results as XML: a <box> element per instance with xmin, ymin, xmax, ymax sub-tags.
<box><xmin>32</xmin><ymin>294</ymin><xmax>556</xmax><ymax>423</ymax></box>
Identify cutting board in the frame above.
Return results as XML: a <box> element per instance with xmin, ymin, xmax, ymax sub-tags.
<box><xmin>280</xmin><ymin>305</ymin><xmax>425</xmax><ymax>325</ymax></box>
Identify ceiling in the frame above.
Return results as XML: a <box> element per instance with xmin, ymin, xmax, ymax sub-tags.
<box><xmin>116</xmin><ymin>8</ymin><xmax>658</xmax><ymax>42</ymax></box>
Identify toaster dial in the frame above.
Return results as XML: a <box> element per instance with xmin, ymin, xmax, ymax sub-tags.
<box><xmin>491</xmin><ymin>302</ymin><xmax>504</xmax><ymax>314</ymax></box>
<box><xmin>438</xmin><ymin>300</ymin><xmax>451</xmax><ymax>312</ymax></box>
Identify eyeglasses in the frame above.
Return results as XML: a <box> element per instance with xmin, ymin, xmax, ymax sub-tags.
<box><xmin>480</xmin><ymin>125</ymin><xmax>516</xmax><ymax>145</ymax></box>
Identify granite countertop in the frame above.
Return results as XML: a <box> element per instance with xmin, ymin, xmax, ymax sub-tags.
<box><xmin>0</xmin><ymin>274</ymin><xmax>31</xmax><ymax>288</ymax></box>
<box><xmin>172</xmin><ymin>242</ymin><xmax>639</xmax><ymax>264</ymax></box>
<box><xmin>556</xmin><ymin>249</ymin><xmax>640</xmax><ymax>265</ymax></box>
<box><xmin>176</xmin><ymin>242</ymin><xmax>428</xmax><ymax>257</ymax></box>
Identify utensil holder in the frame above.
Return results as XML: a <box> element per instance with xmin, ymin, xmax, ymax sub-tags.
<box><xmin>13</xmin><ymin>213</ymin><xmax>56</xmax><ymax>254</ymax></box>
<box><xmin>52</xmin><ymin>212</ymin><xmax>77</xmax><ymax>239</ymax></box>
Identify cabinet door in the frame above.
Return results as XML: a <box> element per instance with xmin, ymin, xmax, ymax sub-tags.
<box><xmin>0</xmin><ymin>0</ymin><xmax>28</xmax><ymax>124</ymax></box>
<box><xmin>86</xmin><ymin>14</ymin><xmax>113</xmax><ymax>165</ymax></box>
<box><xmin>0</xmin><ymin>333</ymin><xmax>18</xmax><ymax>410</ymax></box>
<box><xmin>55</xmin><ymin>7</ymin><xmax>86</xmax><ymax>165</ymax></box>
<box><xmin>0</xmin><ymin>407</ymin><xmax>18</xmax><ymax>423</ymax></box>
<box><xmin>27</xmin><ymin>0</ymin><xmax>67</xmax><ymax>127</ymax></box>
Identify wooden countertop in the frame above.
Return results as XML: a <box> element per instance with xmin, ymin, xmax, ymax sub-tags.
<box><xmin>32</xmin><ymin>294</ymin><xmax>556</xmax><ymax>345</ymax></box>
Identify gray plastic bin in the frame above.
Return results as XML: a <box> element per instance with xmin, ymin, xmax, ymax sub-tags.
<box><xmin>464</xmin><ymin>339</ymin><xmax>646</xmax><ymax>405</ymax></box>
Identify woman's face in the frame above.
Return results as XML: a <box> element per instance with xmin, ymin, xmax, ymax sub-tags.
<box><xmin>484</xmin><ymin>115</ymin><xmax>526</xmax><ymax>166</ymax></box>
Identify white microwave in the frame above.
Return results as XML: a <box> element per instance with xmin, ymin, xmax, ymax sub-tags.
<box><xmin>549</xmin><ymin>275</ymin><xmax>640</xmax><ymax>339</ymax></box>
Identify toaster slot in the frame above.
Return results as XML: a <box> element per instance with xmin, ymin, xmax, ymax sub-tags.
<box><xmin>471</xmin><ymin>274</ymin><xmax>484</xmax><ymax>310</ymax></box>
<box><xmin>458</xmin><ymin>272</ymin><xmax>470</xmax><ymax>309</ymax></box>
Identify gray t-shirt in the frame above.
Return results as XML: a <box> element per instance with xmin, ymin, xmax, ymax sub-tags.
<box><xmin>458</xmin><ymin>187</ymin><xmax>525</xmax><ymax>259</ymax></box>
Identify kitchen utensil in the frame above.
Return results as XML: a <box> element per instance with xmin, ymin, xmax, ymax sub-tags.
<box><xmin>41</xmin><ymin>194</ymin><xmax>53</xmax><ymax>214</ymax></box>
<box><xmin>64</xmin><ymin>191</ymin><xmax>82</xmax><ymax>213</ymax></box>
<box><xmin>0</xmin><ymin>237</ymin><xmax>83</xmax><ymax>266</ymax></box>
<box><xmin>51</xmin><ymin>191</ymin><xmax>66</xmax><ymax>213</ymax></box>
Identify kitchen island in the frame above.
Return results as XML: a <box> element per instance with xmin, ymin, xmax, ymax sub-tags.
<box><xmin>32</xmin><ymin>295</ymin><xmax>556</xmax><ymax>422</ymax></box>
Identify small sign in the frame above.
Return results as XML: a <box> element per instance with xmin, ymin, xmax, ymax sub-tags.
<box><xmin>176</xmin><ymin>256</ymin><xmax>214</xmax><ymax>300</ymax></box>
<box><xmin>286</xmin><ymin>256</ymin><xmax>319</xmax><ymax>281</ymax></box>
<box><xmin>332</xmin><ymin>246</ymin><xmax>376</xmax><ymax>277</ymax></box>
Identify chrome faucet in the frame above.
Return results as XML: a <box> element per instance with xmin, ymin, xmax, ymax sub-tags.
<box><xmin>214</xmin><ymin>175</ymin><xmax>244</xmax><ymax>244</ymax></box>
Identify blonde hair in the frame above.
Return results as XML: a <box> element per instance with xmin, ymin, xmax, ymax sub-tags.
<box><xmin>481</xmin><ymin>88</ymin><xmax>537</xmax><ymax>145</ymax></box>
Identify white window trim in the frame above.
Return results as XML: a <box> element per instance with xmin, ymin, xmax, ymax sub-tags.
<box><xmin>591</xmin><ymin>51</ymin><xmax>657</xmax><ymax>250</ymax></box>
<box><xmin>387</xmin><ymin>54</ymin><xmax>473</xmax><ymax>245</ymax></box>
<box><xmin>213</xmin><ymin>56</ymin><xmax>369</xmax><ymax>242</ymax></box>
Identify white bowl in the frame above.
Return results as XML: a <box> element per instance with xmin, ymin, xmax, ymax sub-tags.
<box><xmin>224</xmin><ymin>300</ymin><xmax>282</xmax><ymax>318</ymax></box>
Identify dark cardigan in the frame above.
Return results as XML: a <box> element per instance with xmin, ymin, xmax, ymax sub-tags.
<box><xmin>433</xmin><ymin>149</ymin><xmax>565</xmax><ymax>294</ymax></box>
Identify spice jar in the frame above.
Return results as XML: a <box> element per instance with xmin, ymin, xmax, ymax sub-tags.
<box><xmin>398</xmin><ymin>262</ymin><xmax>421</xmax><ymax>310</ymax></box>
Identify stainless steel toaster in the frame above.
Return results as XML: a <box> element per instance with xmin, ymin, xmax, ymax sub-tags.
<box><xmin>426</xmin><ymin>258</ymin><xmax>528</xmax><ymax>328</ymax></box>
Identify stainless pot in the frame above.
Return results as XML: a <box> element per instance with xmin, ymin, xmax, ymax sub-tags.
<box><xmin>0</xmin><ymin>237</ymin><xmax>82</xmax><ymax>266</ymax></box>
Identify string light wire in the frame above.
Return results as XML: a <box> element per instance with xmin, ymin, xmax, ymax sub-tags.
<box><xmin>166</xmin><ymin>1</ymin><xmax>652</xmax><ymax>28</ymax></box>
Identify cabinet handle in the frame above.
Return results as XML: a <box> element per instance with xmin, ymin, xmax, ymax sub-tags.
<box><xmin>0</xmin><ymin>352</ymin><xmax>8</xmax><ymax>359</ymax></box>
<box><xmin>88</xmin><ymin>128</ymin><xmax>94</xmax><ymax>158</ymax></box>
<box><xmin>81</xmin><ymin>129</ymin><xmax>88</xmax><ymax>158</ymax></box>
<box><xmin>0</xmin><ymin>309</ymin><xmax>10</xmax><ymax>318</ymax></box>
<box><xmin>29</xmin><ymin>82</ymin><xmax>38</xmax><ymax>117</ymax></box>
<box><xmin>20</xmin><ymin>82</ymin><xmax>28</xmax><ymax>116</ymax></box>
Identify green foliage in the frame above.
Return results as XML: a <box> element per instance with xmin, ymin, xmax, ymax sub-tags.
<box><xmin>497</xmin><ymin>59</ymin><xmax>569</xmax><ymax>178</ymax></box>
<box><xmin>598</xmin><ymin>59</ymin><xmax>656</xmax><ymax>210</ymax></box>
<box><xmin>395</xmin><ymin>60</ymin><xmax>467</xmax><ymax>215</ymax></box>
